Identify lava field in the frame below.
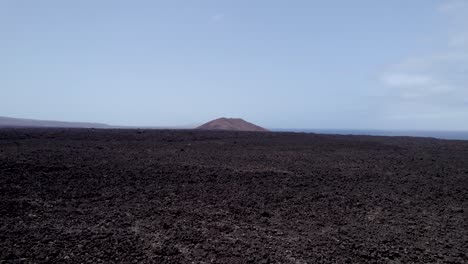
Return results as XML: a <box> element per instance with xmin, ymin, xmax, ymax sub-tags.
<box><xmin>1</xmin><ymin>128</ymin><xmax>467</xmax><ymax>263</ymax></box>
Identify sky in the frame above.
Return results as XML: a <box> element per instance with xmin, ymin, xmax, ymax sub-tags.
<box><xmin>1</xmin><ymin>0</ymin><xmax>467</xmax><ymax>130</ymax></box>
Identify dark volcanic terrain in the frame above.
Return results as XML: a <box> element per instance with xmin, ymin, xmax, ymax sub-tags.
<box><xmin>1</xmin><ymin>129</ymin><xmax>467</xmax><ymax>263</ymax></box>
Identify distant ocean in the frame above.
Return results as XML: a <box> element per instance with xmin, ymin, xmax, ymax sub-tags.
<box><xmin>273</xmin><ymin>129</ymin><xmax>468</xmax><ymax>141</ymax></box>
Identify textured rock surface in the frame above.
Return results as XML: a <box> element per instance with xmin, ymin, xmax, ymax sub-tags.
<box><xmin>1</xmin><ymin>128</ymin><xmax>467</xmax><ymax>263</ymax></box>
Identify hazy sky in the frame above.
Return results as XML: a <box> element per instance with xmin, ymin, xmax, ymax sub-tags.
<box><xmin>1</xmin><ymin>0</ymin><xmax>467</xmax><ymax>130</ymax></box>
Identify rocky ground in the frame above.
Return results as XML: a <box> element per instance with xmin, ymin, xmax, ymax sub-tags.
<box><xmin>0</xmin><ymin>128</ymin><xmax>467</xmax><ymax>263</ymax></box>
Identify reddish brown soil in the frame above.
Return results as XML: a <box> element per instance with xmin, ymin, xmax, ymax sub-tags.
<box><xmin>1</xmin><ymin>128</ymin><xmax>467</xmax><ymax>263</ymax></box>
<box><xmin>197</xmin><ymin>118</ymin><xmax>268</xmax><ymax>132</ymax></box>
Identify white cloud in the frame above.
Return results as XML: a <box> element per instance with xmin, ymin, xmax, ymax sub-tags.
<box><xmin>211</xmin><ymin>13</ymin><xmax>224</xmax><ymax>22</ymax></box>
<box><xmin>378</xmin><ymin>0</ymin><xmax>468</xmax><ymax>129</ymax></box>
<box><xmin>449</xmin><ymin>33</ymin><xmax>468</xmax><ymax>47</ymax></box>
<box><xmin>440</xmin><ymin>0</ymin><xmax>468</xmax><ymax>48</ymax></box>
<box><xmin>438</xmin><ymin>0</ymin><xmax>468</xmax><ymax>13</ymax></box>
<box><xmin>381</xmin><ymin>73</ymin><xmax>433</xmax><ymax>87</ymax></box>
<box><xmin>381</xmin><ymin>58</ymin><xmax>462</xmax><ymax>96</ymax></box>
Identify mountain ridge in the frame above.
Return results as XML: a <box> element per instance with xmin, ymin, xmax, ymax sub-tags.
<box><xmin>0</xmin><ymin>116</ymin><xmax>111</xmax><ymax>128</ymax></box>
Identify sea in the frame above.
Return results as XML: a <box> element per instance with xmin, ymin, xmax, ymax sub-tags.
<box><xmin>273</xmin><ymin>129</ymin><xmax>468</xmax><ymax>141</ymax></box>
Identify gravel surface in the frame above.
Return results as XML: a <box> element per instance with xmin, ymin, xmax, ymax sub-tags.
<box><xmin>1</xmin><ymin>128</ymin><xmax>467</xmax><ymax>263</ymax></box>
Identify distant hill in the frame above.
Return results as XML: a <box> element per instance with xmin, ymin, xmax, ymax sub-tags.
<box><xmin>0</xmin><ymin>116</ymin><xmax>111</xmax><ymax>128</ymax></box>
<box><xmin>197</xmin><ymin>118</ymin><xmax>268</xmax><ymax>132</ymax></box>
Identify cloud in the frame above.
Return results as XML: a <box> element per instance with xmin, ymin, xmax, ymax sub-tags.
<box><xmin>438</xmin><ymin>0</ymin><xmax>468</xmax><ymax>48</ymax></box>
<box><xmin>449</xmin><ymin>33</ymin><xmax>468</xmax><ymax>47</ymax></box>
<box><xmin>381</xmin><ymin>73</ymin><xmax>433</xmax><ymax>87</ymax></box>
<box><xmin>381</xmin><ymin>52</ymin><xmax>466</xmax><ymax>98</ymax></box>
<box><xmin>438</xmin><ymin>0</ymin><xmax>468</xmax><ymax>14</ymax></box>
<box><xmin>378</xmin><ymin>0</ymin><xmax>468</xmax><ymax>129</ymax></box>
<box><xmin>211</xmin><ymin>13</ymin><xmax>224</xmax><ymax>22</ymax></box>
